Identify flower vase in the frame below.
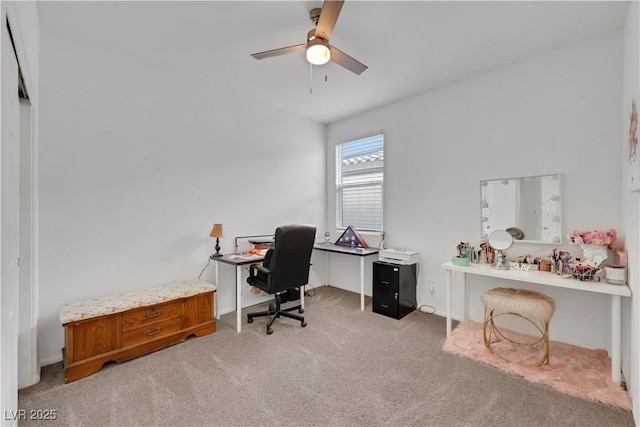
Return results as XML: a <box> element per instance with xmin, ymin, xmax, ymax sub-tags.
<box><xmin>580</xmin><ymin>244</ymin><xmax>609</xmax><ymax>266</ymax></box>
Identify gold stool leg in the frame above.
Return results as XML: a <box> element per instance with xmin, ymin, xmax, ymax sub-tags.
<box><xmin>483</xmin><ymin>308</ymin><xmax>492</xmax><ymax>348</ymax></box>
<box><xmin>541</xmin><ymin>320</ymin><xmax>550</xmax><ymax>365</ymax></box>
<box><xmin>482</xmin><ymin>312</ymin><xmax>551</xmax><ymax>367</ymax></box>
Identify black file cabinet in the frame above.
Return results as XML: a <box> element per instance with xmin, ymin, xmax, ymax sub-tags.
<box><xmin>373</xmin><ymin>261</ymin><xmax>417</xmax><ymax>319</ymax></box>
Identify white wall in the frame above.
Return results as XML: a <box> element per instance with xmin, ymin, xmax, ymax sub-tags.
<box><xmin>328</xmin><ymin>32</ymin><xmax>623</xmax><ymax>354</ymax></box>
<box><xmin>37</xmin><ymin>29</ymin><xmax>326</xmax><ymax>364</ymax></box>
<box><xmin>622</xmin><ymin>1</ymin><xmax>639</xmax><ymax>422</ymax></box>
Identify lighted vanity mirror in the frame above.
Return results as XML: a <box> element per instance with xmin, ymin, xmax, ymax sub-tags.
<box><xmin>480</xmin><ymin>174</ymin><xmax>562</xmax><ymax>244</ymax></box>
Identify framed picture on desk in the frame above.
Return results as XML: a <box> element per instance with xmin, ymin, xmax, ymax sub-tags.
<box><xmin>335</xmin><ymin>225</ymin><xmax>369</xmax><ymax>248</ymax></box>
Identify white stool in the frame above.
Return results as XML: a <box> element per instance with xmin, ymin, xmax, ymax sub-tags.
<box><xmin>481</xmin><ymin>287</ymin><xmax>555</xmax><ymax>366</ymax></box>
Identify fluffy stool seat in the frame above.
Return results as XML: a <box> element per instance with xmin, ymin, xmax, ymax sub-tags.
<box><xmin>481</xmin><ymin>287</ymin><xmax>555</xmax><ymax>366</ymax></box>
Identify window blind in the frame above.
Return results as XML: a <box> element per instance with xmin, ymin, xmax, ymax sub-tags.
<box><xmin>335</xmin><ymin>133</ymin><xmax>384</xmax><ymax>231</ymax></box>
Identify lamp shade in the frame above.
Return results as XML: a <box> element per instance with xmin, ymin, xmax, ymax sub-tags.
<box><xmin>210</xmin><ymin>223</ymin><xmax>224</xmax><ymax>238</ymax></box>
<box><xmin>306</xmin><ymin>31</ymin><xmax>330</xmax><ymax>66</ymax></box>
<box><xmin>307</xmin><ymin>44</ymin><xmax>330</xmax><ymax>65</ymax></box>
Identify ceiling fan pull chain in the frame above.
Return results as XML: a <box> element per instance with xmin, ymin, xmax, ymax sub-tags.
<box><xmin>309</xmin><ymin>63</ymin><xmax>313</xmax><ymax>94</ymax></box>
<box><xmin>325</xmin><ymin>74</ymin><xmax>328</xmax><ymax>83</ymax></box>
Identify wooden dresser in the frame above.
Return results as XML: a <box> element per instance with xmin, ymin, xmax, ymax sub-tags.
<box><xmin>60</xmin><ymin>281</ymin><xmax>216</xmax><ymax>383</ymax></box>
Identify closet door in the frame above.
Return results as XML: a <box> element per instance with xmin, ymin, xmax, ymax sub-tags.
<box><xmin>1</xmin><ymin>15</ymin><xmax>21</xmax><ymax>423</ymax></box>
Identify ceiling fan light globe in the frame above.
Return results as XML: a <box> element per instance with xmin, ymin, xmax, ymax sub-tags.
<box><xmin>307</xmin><ymin>43</ymin><xmax>330</xmax><ymax>65</ymax></box>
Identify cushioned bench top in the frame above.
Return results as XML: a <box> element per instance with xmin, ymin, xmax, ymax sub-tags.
<box><xmin>481</xmin><ymin>287</ymin><xmax>555</xmax><ymax>323</ymax></box>
<box><xmin>60</xmin><ymin>281</ymin><xmax>216</xmax><ymax>325</ymax></box>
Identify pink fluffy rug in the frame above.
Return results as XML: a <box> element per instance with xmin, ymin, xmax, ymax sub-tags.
<box><xmin>443</xmin><ymin>320</ymin><xmax>632</xmax><ymax>410</ymax></box>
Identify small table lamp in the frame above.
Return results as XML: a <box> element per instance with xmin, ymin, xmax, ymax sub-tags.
<box><xmin>210</xmin><ymin>223</ymin><xmax>224</xmax><ymax>257</ymax></box>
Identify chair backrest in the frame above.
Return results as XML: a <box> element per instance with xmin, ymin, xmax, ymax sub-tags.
<box><xmin>265</xmin><ymin>224</ymin><xmax>316</xmax><ymax>294</ymax></box>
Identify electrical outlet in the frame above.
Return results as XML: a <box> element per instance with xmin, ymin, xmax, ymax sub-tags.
<box><xmin>428</xmin><ymin>280</ymin><xmax>435</xmax><ymax>294</ymax></box>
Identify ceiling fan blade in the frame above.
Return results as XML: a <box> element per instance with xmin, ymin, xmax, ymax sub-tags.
<box><xmin>329</xmin><ymin>46</ymin><xmax>367</xmax><ymax>75</ymax></box>
<box><xmin>251</xmin><ymin>44</ymin><xmax>306</xmax><ymax>60</ymax></box>
<box><xmin>316</xmin><ymin>0</ymin><xmax>344</xmax><ymax>41</ymax></box>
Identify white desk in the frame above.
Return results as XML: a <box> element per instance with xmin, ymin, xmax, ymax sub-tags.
<box><xmin>212</xmin><ymin>254</ymin><xmax>305</xmax><ymax>333</ymax></box>
<box><xmin>441</xmin><ymin>261</ymin><xmax>631</xmax><ymax>383</ymax></box>
<box><xmin>313</xmin><ymin>243</ymin><xmax>380</xmax><ymax>311</ymax></box>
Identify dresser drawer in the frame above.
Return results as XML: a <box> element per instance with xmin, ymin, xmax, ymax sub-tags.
<box><xmin>121</xmin><ymin>300</ymin><xmax>182</xmax><ymax>329</ymax></box>
<box><xmin>373</xmin><ymin>262</ymin><xmax>400</xmax><ymax>290</ymax></box>
<box><xmin>373</xmin><ymin>287</ymin><xmax>399</xmax><ymax>319</ymax></box>
<box><xmin>122</xmin><ymin>317</ymin><xmax>183</xmax><ymax>347</ymax></box>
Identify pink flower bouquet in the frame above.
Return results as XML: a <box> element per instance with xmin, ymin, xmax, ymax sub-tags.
<box><xmin>568</xmin><ymin>229</ymin><xmax>617</xmax><ymax>247</ymax></box>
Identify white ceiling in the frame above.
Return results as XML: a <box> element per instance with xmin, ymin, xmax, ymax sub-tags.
<box><xmin>37</xmin><ymin>1</ymin><xmax>629</xmax><ymax>124</ymax></box>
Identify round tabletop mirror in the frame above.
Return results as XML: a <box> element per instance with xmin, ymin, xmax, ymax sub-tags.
<box><xmin>488</xmin><ymin>229</ymin><xmax>514</xmax><ymax>251</ymax></box>
<box><xmin>488</xmin><ymin>230</ymin><xmax>513</xmax><ymax>270</ymax></box>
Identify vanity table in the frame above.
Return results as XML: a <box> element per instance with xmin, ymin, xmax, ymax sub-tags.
<box><xmin>441</xmin><ymin>261</ymin><xmax>631</xmax><ymax>383</ymax></box>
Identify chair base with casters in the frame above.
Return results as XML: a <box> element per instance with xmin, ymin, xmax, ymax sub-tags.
<box><xmin>247</xmin><ymin>291</ymin><xmax>307</xmax><ymax>335</ymax></box>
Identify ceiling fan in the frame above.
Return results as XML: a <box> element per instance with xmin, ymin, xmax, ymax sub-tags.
<box><xmin>250</xmin><ymin>0</ymin><xmax>367</xmax><ymax>75</ymax></box>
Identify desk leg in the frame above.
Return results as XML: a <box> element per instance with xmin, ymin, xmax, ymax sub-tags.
<box><xmin>463</xmin><ymin>272</ymin><xmax>468</xmax><ymax>320</ymax></box>
<box><xmin>360</xmin><ymin>257</ymin><xmax>365</xmax><ymax>311</ymax></box>
<box><xmin>446</xmin><ymin>270</ymin><xmax>452</xmax><ymax>338</ymax></box>
<box><xmin>214</xmin><ymin>262</ymin><xmax>220</xmax><ymax>320</ymax></box>
<box><xmin>324</xmin><ymin>252</ymin><xmax>329</xmax><ymax>285</ymax></box>
<box><xmin>611</xmin><ymin>294</ymin><xmax>622</xmax><ymax>384</ymax></box>
<box><xmin>236</xmin><ymin>265</ymin><xmax>242</xmax><ymax>333</ymax></box>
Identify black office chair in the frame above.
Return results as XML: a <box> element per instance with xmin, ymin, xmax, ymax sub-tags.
<box><xmin>246</xmin><ymin>224</ymin><xmax>316</xmax><ymax>335</ymax></box>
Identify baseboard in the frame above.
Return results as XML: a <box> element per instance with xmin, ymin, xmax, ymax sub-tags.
<box><xmin>422</xmin><ymin>308</ymin><xmax>462</xmax><ymax>322</ymax></box>
<box><xmin>40</xmin><ymin>354</ymin><xmax>63</xmax><ymax>367</ymax></box>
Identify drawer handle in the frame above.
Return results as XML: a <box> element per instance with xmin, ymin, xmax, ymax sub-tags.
<box><xmin>144</xmin><ymin>309</ymin><xmax>163</xmax><ymax>318</ymax></box>
<box><xmin>395</xmin><ymin>292</ymin><xmax>398</xmax><ymax>300</ymax></box>
<box><xmin>144</xmin><ymin>326</ymin><xmax>162</xmax><ymax>336</ymax></box>
<box><xmin>381</xmin><ymin>280</ymin><xmax>390</xmax><ymax>285</ymax></box>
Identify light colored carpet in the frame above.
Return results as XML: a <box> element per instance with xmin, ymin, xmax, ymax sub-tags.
<box><xmin>19</xmin><ymin>286</ymin><xmax>634</xmax><ymax>426</ymax></box>
<box><xmin>443</xmin><ymin>319</ymin><xmax>632</xmax><ymax>411</ymax></box>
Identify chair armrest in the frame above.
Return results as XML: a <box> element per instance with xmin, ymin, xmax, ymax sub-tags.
<box><xmin>249</xmin><ymin>264</ymin><xmax>271</xmax><ymax>275</ymax></box>
<box><xmin>248</xmin><ymin>263</ymin><xmax>272</xmax><ymax>287</ymax></box>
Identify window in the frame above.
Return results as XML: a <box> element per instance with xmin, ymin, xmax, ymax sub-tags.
<box><xmin>335</xmin><ymin>133</ymin><xmax>384</xmax><ymax>231</ymax></box>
